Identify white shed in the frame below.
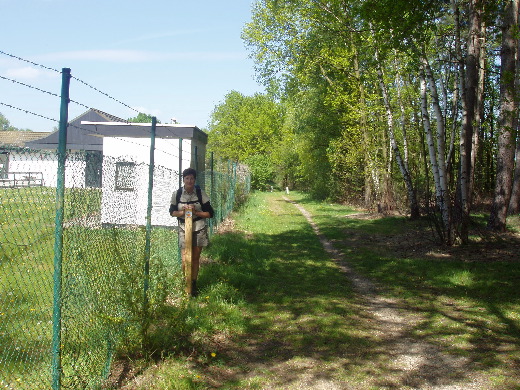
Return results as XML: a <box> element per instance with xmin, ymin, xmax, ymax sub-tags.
<box><xmin>79</xmin><ymin>121</ymin><xmax>207</xmax><ymax>227</ymax></box>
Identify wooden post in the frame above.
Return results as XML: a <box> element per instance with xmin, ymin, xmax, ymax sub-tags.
<box><xmin>184</xmin><ymin>209</ymin><xmax>193</xmax><ymax>295</ymax></box>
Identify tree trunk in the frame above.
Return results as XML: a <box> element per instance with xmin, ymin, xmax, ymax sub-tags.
<box><xmin>488</xmin><ymin>0</ymin><xmax>518</xmax><ymax>231</ymax></box>
<box><xmin>508</xmin><ymin>3</ymin><xmax>520</xmax><ymax>215</ymax></box>
<box><xmin>510</xmin><ymin>133</ymin><xmax>520</xmax><ymax>214</ymax></box>
<box><xmin>470</xmin><ymin>13</ymin><xmax>487</xmax><ymax>206</ymax></box>
<box><xmin>351</xmin><ymin>33</ymin><xmax>374</xmax><ymax>209</ymax></box>
<box><xmin>419</xmin><ymin>54</ymin><xmax>453</xmax><ymax>244</ymax></box>
<box><xmin>459</xmin><ymin>0</ymin><xmax>483</xmax><ymax>242</ymax></box>
<box><xmin>375</xmin><ymin>48</ymin><xmax>420</xmax><ymax>218</ymax></box>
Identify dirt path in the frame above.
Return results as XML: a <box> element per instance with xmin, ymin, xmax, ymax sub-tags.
<box><xmin>284</xmin><ymin>197</ymin><xmax>489</xmax><ymax>390</ymax></box>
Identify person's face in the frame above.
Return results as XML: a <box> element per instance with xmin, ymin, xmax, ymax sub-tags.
<box><xmin>183</xmin><ymin>174</ymin><xmax>196</xmax><ymax>191</ymax></box>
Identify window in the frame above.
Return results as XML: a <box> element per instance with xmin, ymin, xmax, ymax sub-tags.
<box><xmin>115</xmin><ymin>161</ymin><xmax>135</xmax><ymax>191</ymax></box>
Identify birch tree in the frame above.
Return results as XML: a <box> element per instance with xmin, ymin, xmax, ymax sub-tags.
<box><xmin>419</xmin><ymin>53</ymin><xmax>453</xmax><ymax>244</ymax></box>
<box><xmin>375</xmin><ymin>46</ymin><xmax>420</xmax><ymax>218</ymax></box>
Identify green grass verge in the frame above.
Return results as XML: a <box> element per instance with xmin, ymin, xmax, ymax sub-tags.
<box><xmin>124</xmin><ymin>191</ymin><xmax>520</xmax><ymax>390</ymax></box>
<box><xmin>0</xmin><ymin>187</ymin><xmax>180</xmax><ymax>389</ymax></box>
<box><xmin>124</xmin><ymin>192</ymin><xmax>376</xmax><ymax>389</ymax></box>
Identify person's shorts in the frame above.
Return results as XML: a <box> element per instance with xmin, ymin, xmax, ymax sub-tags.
<box><xmin>179</xmin><ymin>226</ymin><xmax>209</xmax><ymax>248</ymax></box>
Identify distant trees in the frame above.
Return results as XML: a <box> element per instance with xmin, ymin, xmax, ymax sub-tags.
<box><xmin>0</xmin><ymin>112</ymin><xmax>32</xmax><ymax>131</ymax></box>
<box><xmin>206</xmin><ymin>91</ymin><xmax>286</xmax><ymax>190</ymax></box>
<box><xmin>127</xmin><ymin>113</ymin><xmax>160</xmax><ymax>123</ymax></box>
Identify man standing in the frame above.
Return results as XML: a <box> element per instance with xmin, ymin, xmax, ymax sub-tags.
<box><xmin>169</xmin><ymin>168</ymin><xmax>214</xmax><ymax>297</ymax></box>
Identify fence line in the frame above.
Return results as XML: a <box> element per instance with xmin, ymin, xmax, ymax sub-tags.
<box><xmin>0</xmin><ymin>54</ymin><xmax>251</xmax><ymax>389</ymax></box>
<box><xmin>0</xmin><ymin>147</ymin><xmax>249</xmax><ymax>390</ymax></box>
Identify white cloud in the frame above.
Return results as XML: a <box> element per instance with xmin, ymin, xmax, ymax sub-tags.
<box><xmin>4</xmin><ymin>66</ymin><xmax>51</xmax><ymax>79</ymax></box>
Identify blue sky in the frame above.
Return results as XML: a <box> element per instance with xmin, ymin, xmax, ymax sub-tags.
<box><xmin>0</xmin><ymin>0</ymin><xmax>264</xmax><ymax>132</ymax></box>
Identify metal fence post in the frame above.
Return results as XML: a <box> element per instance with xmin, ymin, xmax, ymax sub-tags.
<box><xmin>178</xmin><ymin>138</ymin><xmax>183</xmax><ymax>188</ymax></box>
<box><xmin>52</xmin><ymin>67</ymin><xmax>71</xmax><ymax>390</ymax></box>
<box><xmin>194</xmin><ymin>145</ymin><xmax>198</xmax><ymax>173</ymax></box>
<box><xmin>177</xmin><ymin>138</ymin><xmax>183</xmax><ymax>265</ymax></box>
<box><xmin>209</xmin><ymin>152</ymin><xmax>214</xmax><ymax>234</ymax></box>
<box><xmin>143</xmin><ymin>117</ymin><xmax>156</xmax><ymax>335</ymax></box>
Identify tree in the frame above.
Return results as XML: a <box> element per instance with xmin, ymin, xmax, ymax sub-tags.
<box><xmin>458</xmin><ymin>0</ymin><xmax>486</xmax><ymax>242</ymax></box>
<box><xmin>375</xmin><ymin>46</ymin><xmax>420</xmax><ymax>218</ymax></box>
<box><xmin>127</xmin><ymin>113</ymin><xmax>160</xmax><ymax>123</ymax></box>
<box><xmin>488</xmin><ymin>0</ymin><xmax>518</xmax><ymax>231</ymax></box>
<box><xmin>206</xmin><ymin>91</ymin><xmax>285</xmax><ymax>189</ymax></box>
<box><xmin>0</xmin><ymin>112</ymin><xmax>17</xmax><ymax>131</ymax></box>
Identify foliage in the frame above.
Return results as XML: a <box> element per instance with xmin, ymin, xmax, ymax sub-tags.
<box><xmin>127</xmin><ymin>112</ymin><xmax>161</xmax><ymax>123</ymax></box>
<box><xmin>244</xmin><ymin>153</ymin><xmax>275</xmax><ymax>190</ymax></box>
<box><xmin>207</xmin><ymin>91</ymin><xmax>285</xmax><ymax>190</ymax></box>
<box><xmin>0</xmin><ymin>111</ymin><xmax>32</xmax><ymax>131</ymax></box>
<box><xmin>240</xmin><ymin>0</ymin><xmax>520</xmax><ymax>243</ymax></box>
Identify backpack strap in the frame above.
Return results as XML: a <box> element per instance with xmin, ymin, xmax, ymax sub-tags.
<box><xmin>176</xmin><ymin>185</ymin><xmax>204</xmax><ymax>222</ymax></box>
<box><xmin>176</xmin><ymin>187</ymin><xmax>182</xmax><ymax>205</ymax></box>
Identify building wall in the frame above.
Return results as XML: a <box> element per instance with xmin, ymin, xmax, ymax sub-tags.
<box><xmin>2</xmin><ymin>150</ymin><xmax>86</xmax><ymax>188</ymax></box>
<box><xmin>100</xmin><ymin>137</ymin><xmax>195</xmax><ymax>227</ymax></box>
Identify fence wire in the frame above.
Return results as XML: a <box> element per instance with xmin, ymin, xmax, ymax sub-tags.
<box><xmin>0</xmin><ymin>148</ymin><xmax>249</xmax><ymax>389</ymax></box>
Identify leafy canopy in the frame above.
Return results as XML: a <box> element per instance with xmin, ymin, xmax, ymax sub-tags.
<box><xmin>127</xmin><ymin>113</ymin><xmax>161</xmax><ymax>123</ymax></box>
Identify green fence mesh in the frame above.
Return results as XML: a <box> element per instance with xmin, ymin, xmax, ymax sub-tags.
<box><xmin>0</xmin><ymin>147</ymin><xmax>249</xmax><ymax>389</ymax></box>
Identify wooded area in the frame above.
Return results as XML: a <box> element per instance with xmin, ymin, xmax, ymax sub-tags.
<box><xmin>206</xmin><ymin>0</ymin><xmax>520</xmax><ymax>245</ymax></box>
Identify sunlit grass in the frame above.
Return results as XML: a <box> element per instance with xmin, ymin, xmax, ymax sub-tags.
<box><xmin>0</xmin><ymin>187</ymin><xmax>180</xmax><ymax>388</ymax></box>
<box><xmin>288</xmin><ymin>192</ymin><xmax>520</xmax><ymax>376</ymax></box>
<box><xmin>110</xmin><ymin>192</ymin><xmax>520</xmax><ymax>388</ymax></box>
<box><xmin>126</xmin><ymin>192</ymin><xmax>376</xmax><ymax>389</ymax></box>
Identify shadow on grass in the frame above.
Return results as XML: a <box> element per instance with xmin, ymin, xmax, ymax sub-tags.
<box><xmin>197</xmin><ymin>226</ymin><xmax>517</xmax><ymax>387</ymax></box>
<box><xmin>144</xmin><ymin>193</ymin><xmax>520</xmax><ymax>389</ymax></box>
<box><xmin>197</xmin><ymin>225</ymin><xmax>384</xmax><ymax>387</ymax></box>
<box><xmin>322</xmin><ymin>212</ymin><xmax>520</xmax><ymax>382</ymax></box>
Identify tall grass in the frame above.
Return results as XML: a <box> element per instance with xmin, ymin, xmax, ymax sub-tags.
<box><xmin>0</xmin><ymin>187</ymin><xmax>180</xmax><ymax>389</ymax></box>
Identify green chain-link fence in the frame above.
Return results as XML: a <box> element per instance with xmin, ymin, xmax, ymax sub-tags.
<box><xmin>0</xmin><ymin>147</ymin><xmax>249</xmax><ymax>389</ymax></box>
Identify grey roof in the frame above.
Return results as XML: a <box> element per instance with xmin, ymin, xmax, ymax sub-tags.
<box><xmin>79</xmin><ymin>122</ymin><xmax>207</xmax><ymax>144</ymax></box>
<box><xmin>23</xmin><ymin>108</ymin><xmax>205</xmax><ymax>151</ymax></box>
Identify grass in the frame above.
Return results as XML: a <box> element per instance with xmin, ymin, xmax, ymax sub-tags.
<box><xmin>3</xmin><ymin>188</ymin><xmax>519</xmax><ymax>388</ymax></box>
<box><xmin>290</xmin><ymin>192</ymin><xmax>520</xmax><ymax>386</ymax></box>
<box><xmin>118</xmin><ymin>191</ymin><xmax>520</xmax><ymax>390</ymax></box>
<box><xmin>0</xmin><ymin>187</ymin><xmax>181</xmax><ymax>389</ymax></box>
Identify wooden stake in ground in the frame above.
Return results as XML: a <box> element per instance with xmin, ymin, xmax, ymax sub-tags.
<box><xmin>184</xmin><ymin>209</ymin><xmax>193</xmax><ymax>295</ymax></box>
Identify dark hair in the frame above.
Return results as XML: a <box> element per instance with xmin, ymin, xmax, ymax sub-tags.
<box><xmin>182</xmin><ymin>167</ymin><xmax>197</xmax><ymax>179</ymax></box>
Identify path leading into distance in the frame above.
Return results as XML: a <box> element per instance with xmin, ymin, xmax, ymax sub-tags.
<box><xmin>283</xmin><ymin>196</ymin><xmax>488</xmax><ymax>390</ymax></box>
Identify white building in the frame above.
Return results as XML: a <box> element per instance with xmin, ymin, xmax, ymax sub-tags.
<box><xmin>2</xmin><ymin>108</ymin><xmax>208</xmax><ymax>228</ymax></box>
<box><xmin>78</xmin><ymin>120</ymin><xmax>207</xmax><ymax>227</ymax></box>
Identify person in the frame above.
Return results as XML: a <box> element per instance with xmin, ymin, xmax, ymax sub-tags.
<box><xmin>169</xmin><ymin>168</ymin><xmax>214</xmax><ymax>297</ymax></box>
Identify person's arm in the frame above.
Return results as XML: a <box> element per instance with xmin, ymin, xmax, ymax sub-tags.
<box><xmin>170</xmin><ymin>203</ymin><xmax>186</xmax><ymax>217</ymax></box>
<box><xmin>170</xmin><ymin>208</ymin><xmax>185</xmax><ymax>218</ymax></box>
<box><xmin>193</xmin><ymin>209</ymin><xmax>211</xmax><ymax>219</ymax></box>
